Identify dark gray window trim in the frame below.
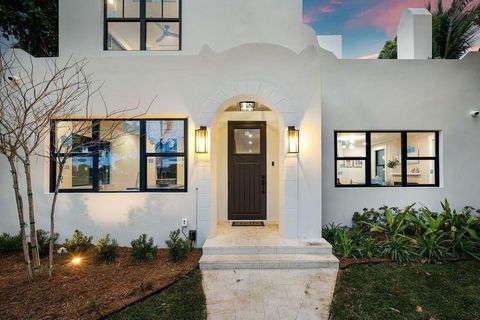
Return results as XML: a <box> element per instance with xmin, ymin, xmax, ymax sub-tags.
<box><xmin>334</xmin><ymin>130</ymin><xmax>440</xmax><ymax>188</ymax></box>
<box><xmin>103</xmin><ymin>0</ymin><xmax>182</xmax><ymax>51</ymax></box>
<box><xmin>49</xmin><ymin>118</ymin><xmax>188</xmax><ymax>193</ymax></box>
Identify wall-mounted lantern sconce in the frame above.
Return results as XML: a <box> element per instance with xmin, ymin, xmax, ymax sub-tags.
<box><xmin>239</xmin><ymin>101</ymin><xmax>256</xmax><ymax>112</ymax></box>
<box><xmin>195</xmin><ymin>126</ymin><xmax>208</xmax><ymax>153</ymax></box>
<box><xmin>287</xmin><ymin>126</ymin><xmax>299</xmax><ymax>154</ymax></box>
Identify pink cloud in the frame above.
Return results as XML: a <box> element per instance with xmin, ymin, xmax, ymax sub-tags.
<box><xmin>347</xmin><ymin>0</ymin><xmax>454</xmax><ymax>36</ymax></box>
<box><xmin>303</xmin><ymin>0</ymin><xmax>344</xmax><ymax>23</ymax></box>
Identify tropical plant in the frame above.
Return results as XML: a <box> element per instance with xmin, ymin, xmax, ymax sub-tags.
<box><xmin>378</xmin><ymin>0</ymin><xmax>480</xmax><ymax>59</ymax></box>
<box><xmin>381</xmin><ymin>235</ymin><xmax>416</xmax><ymax>263</ymax></box>
<box><xmin>428</xmin><ymin>0</ymin><xmax>480</xmax><ymax>59</ymax></box>
<box><xmin>64</xmin><ymin>230</ymin><xmax>93</xmax><ymax>253</ymax></box>
<box><xmin>322</xmin><ymin>222</ymin><xmax>344</xmax><ymax>244</ymax></box>
<box><xmin>95</xmin><ymin>234</ymin><xmax>118</xmax><ymax>262</ymax></box>
<box><xmin>165</xmin><ymin>229</ymin><xmax>191</xmax><ymax>262</ymax></box>
<box><xmin>356</xmin><ymin>236</ymin><xmax>377</xmax><ymax>259</ymax></box>
<box><xmin>333</xmin><ymin>228</ymin><xmax>355</xmax><ymax>258</ymax></box>
<box><xmin>131</xmin><ymin>234</ymin><xmax>158</xmax><ymax>261</ymax></box>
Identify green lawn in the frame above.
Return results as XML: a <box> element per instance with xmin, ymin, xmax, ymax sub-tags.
<box><xmin>330</xmin><ymin>261</ymin><xmax>480</xmax><ymax>320</ymax></box>
<box><xmin>107</xmin><ymin>269</ymin><xmax>207</xmax><ymax>320</ymax></box>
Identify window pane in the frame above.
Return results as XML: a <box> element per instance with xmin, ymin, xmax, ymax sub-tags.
<box><xmin>146</xmin><ymin>0</ymin><xmax>162</xmax><ymax>17</ymax></box>
<box><xmin>146</xmin><ymin>22</ymin><xmax>180</xmax><ymax>50</ymax></box>
<box><xmin>234</xmin><ymin>129</ymin><xmax>260</xmax><ymax>154</ymax></box>
<box><xmin>163</xmin><ymin>0</ymin><xmax>179</xmax><ymax>18</ymax></box>
<box><xmin>106</xmin><ymin>0</ymin><xmax>123</xmax><ymax>17</ymax></box>
<box><xmin>147</xmin><ymin>156</ymin><xmax>185</xmax><ymax>189</ymax></box>
<box><xmin>407</xmin><ymin>132</ymin><xmax>436</xmax><ymax>157</ymax></box>
<box><xmin>407</xmin><ymin>160</ymin><xmax>436</xmax><ymax>185</ymax></box>
<box><xmin>371</xmin><ymin>132</ymin><xmax>402</xmax><ymax>186</ymax></box>
<box><xmin>98</xmin><ymin>121</ymin><xmax>140</xmax><ymax>191</ymax></box>
<box><xmin>55</xmin><ymin>121</ymin><xmax>92</xmax><ymax>153</ymax></box>
<box><xmin>337</xmin><ymin>132</ymin><xmax>366</xmax><ymax>157</ymax></box>
<box><xmin>107</xmin><ymin>22</ymin><xmax>140</xmax><ymax>51</ymax></box>
<box><xmin>123</xmin><ymin>0</ymin><xmax>140</xmax><ymax>17</ymax></box>
<box><xmin>146</xmin><ymin>120</ymin><xmax>184</xmax><ymax>153</ymax></box>
<box><xmin>58</xmin><ymin>156</ymin><xmax>93</xmax><ymax>189</ymax></box>
<box><xmin>336</xmin><ymin>160</ymin><xmax>365</xmax><ymax>185</ymax></box>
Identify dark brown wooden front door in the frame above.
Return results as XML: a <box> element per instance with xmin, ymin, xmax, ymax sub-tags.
<box><xmin>228</xmin><ymin>121</ymin><xmax>267</xmax><ymax>220</ymax></box>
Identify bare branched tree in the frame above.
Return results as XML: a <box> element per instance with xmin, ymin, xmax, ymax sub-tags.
<box><xmin>1</xmin><ymin>49</ymin><xmax>151</xmax><ymax>278</ymax></box>
<box><xmin>48</xmin><ymin>97</ymin><xmax>149</xmax><ymax>276</ymax></box>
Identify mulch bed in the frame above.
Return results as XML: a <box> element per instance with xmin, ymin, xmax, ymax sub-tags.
<box><xmin>338</xmin><ymin>256</ymin><xmax>391</xmax><ymax>269</ymax></box>
<box><xmin>0</xmin><ymin>248</ymin><xmax>202</xmax><ymax>320</ymax></box>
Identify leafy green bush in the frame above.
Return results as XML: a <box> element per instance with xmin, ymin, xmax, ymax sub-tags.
<box><xmin>95</xmin><ymin>234</ymin><xmax>118</xmax><ymax>262</ymax></box>
<box><xmin>165</xmin><ymin>229</ymin><xmax>191</xmax><ymax>262</ymax></box>
<box><xmin>131</xmin><ymin>234</ymin><xmax>158</xmax><ymax>261</ymax></box>
<box><xmin>381</xmin><ymin>235</ymin><xmax>416</xmax><ymax>263</ymax></box>
<box><xmin>356</xmin><ymin>236</ymin><xmax>376</xmax><ymax>259</ymax></box>
<box><xmin>64</xmin><ymin>230</ymin><xmax>93</xmax><ymax>253</ymax></box>
<box><xmin>333</xmin><ymin>228</ymin><xmax>355</xmax><ymax>258</ymax></box>
<box><xmin>35</xmin><ymin>229</ymin><xmax>59</xmax><ymax>256</ymax></box>
<box><xmin>0</xmin><ymin>232</ymin><xmax>22</xmax><ymax>253</ymax></box>
<box><xmin>322</xmin><ymin>222</ymin><xmax>344</xmax><ymax>245</ymax></box>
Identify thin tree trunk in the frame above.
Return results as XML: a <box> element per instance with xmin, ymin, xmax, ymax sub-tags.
<box><xmin>48</xmin><ymin>162</ymin><xmax>64</xmax><ymax>277</ymax></box>
<box><xmin>23</xmin><ymin>159</ymin><xmax>41</xmax><ymax>273</ymax></box>
<box><xmin>8</xmin><ymin>158</ymin><xmax>33</xmax><ymax>282</ymax></box>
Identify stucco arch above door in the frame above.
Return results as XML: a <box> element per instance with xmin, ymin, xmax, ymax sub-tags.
<box><xmin>197</xmin><ymin>80</ymin><xmax>298</xmax><ymax>128</ymax></box>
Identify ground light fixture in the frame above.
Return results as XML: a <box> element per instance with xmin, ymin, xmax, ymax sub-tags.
<box><xmin>71</xmin><ymin>256</ymin><xmax>83</xmax><ymax>266</ymax></box>
<box><xmin>195</xmin><ymin>126</ymin><xmax>208</xmax><ymax>153</ymax></box>
<box><xmin>287</xmin><ymin>126</ymin><xmax>299</xmax><ymax>154</ymax></box>
<box><xmin>239</xmin><ymin>101</ymin><xmax>256</xmax><ymax>112</ymax></box>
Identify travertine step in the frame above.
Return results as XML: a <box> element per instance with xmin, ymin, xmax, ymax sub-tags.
<box><xmin>202</xmin><ymin>244</ymin><xmax>332</xmax><ymax>255</ymax></box>
<box><xmin>199</xmin><ymin>254</ymin><xmax>339</xmax><ymax>270</ymax></box>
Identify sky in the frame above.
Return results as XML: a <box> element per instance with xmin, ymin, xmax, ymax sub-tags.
<box><xmin>303</xmin><ymin>0</ymin><xmax>455</xmax><ymax>58</ymax></box>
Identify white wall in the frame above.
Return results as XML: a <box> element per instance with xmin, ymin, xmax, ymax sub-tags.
<box><xmin>321</xmin><ymin>51</ymin><xmax>480</xmax><ymax>226</ymax></box>
<box><xmin>59</xmin><ymin>0</ymin><xmax>318</xmax><ymax>57</ymax></box>
<box><xmin>317</xmin><ymin>35</ymin><xmax>342</xmax><ymax>59</ymax></box>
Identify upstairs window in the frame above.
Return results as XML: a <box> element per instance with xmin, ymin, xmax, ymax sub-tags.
<box><xmin>335</xmin><ymin>131</ymin><xmax>439</xmax><ymax>187</ymax></box>
<box><xmin>104</xmin><ymin>0</ymin><xmax>181</xmax><ymax>51</ymax></box>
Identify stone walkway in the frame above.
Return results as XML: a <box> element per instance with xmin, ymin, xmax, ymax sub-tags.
<box><xmin>202</xmin><ymin>268</ymin><xmax>338</xmax><ymax>320</ymax></box>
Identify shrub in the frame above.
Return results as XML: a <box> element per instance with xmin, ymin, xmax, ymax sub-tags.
<box><xmin>333</xmin><ymin>228</ymin><xmax>355</xmax><ymax>258</ymax></box>
<box><xmin>0</xmin><ymin>232</ymin><xmax>22</xmax><ymax>253</ymax></box>
<box><xmin>322</xmin><ymin>222</ymin><xmax>344</xmax><ymax>245</ymax></box>
<box><xmin>165</xmin><ymin>229</ymin><xmax>191</xmax><ymax>262</ymax></box>
<box><xmin>95</xmin><ymin>234</ymin><xmax>118</xmax><ymax>262</ymax></box>
<box><xmin>64</xmin><ymin>230</ymin><xmax>93</xmax><ymax>253</ymax></box>
<box><xmin>356</xmin><ymin>236</ymin><xmax>376</xmax><ymax>259</ymax></box>
<box><xmin>35</xmin><ymin>229</ymin><xmax>59</xmax><ymax>256</ymax></box>
<box><xmin>131</xmin><ymin>234</ymin><xmax>158</xmax><ymax>261</ymax></box>
<box><xmin>381</xmin><ymin>235</ymin><xmax>416</xmax><ymax>263</ymax></box>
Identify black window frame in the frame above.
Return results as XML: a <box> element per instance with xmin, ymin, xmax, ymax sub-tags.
<box><xmin>334</xmin><ymin>130</ymin><xmax>440</xmax><ymax>188</ymax></box>
<box><xmin>104</xmin><ymin>0</ymin><xmax>182</xmax><ymax>51</ymax></box>
<box><xmin>49</xmin><ymin>118</ymin><xmax>188</xmax><ymax>193</ymax></box>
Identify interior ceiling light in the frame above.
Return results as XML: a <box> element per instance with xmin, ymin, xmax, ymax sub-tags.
<box><xmin>239</xmin><ymin>101</ymin><xmax>256</xmax><ymax>112</ymax></box>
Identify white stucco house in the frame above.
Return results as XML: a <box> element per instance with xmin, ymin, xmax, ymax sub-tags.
<box><xmin>1</xmin><ymin>0</ymin><xmax>479</xmax><ymax>268</ymax></box>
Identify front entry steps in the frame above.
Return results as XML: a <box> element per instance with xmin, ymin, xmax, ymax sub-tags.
<box><xmin>199</xmin><ymin>224</ymin><xmax>339</xmax><ymax>270</ymax></box>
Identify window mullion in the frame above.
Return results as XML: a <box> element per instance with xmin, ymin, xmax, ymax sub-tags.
<box><xmin>92</xmin><ymin>120</ymin><xmax>100</xmax><ymax>192</ymax></box>
<box><xmin>365</xmin><ymin>132</ymin><xmax>371</xmax><ymax>187</ymax></box>
<box><xmin>140</xmin><ymin>120</ymin><xmax>147</xmax><ymax>191</ymax></box>
<box><xmin>140</xmin><ymin>0</ymin><xmax>146</xmax><ymax>50</ymax></box>
<box><xmin>401</xmin><ymin>131</ymin><xmax>407</xmax><ymax>187</ymax></box>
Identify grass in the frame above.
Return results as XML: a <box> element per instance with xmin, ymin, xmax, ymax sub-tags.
<box><xmin>107</xmin><ymin>269</ymin><xmax>207</xmax><ymax>320</ymax></box>
<box><xmin>330</xmin><ymin>261</ymin><xmax>480</xmax><ymax>320</ymax></box>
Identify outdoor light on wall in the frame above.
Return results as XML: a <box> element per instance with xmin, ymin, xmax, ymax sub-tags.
<box><xmin>239</xmin><ymin>101</ymin><xmax>256</xmax><ymax>112</ymax></box>
<box><xmin>195</xmin><ymin>126</ymin><xmax>208</xmax><ymax>153</ymax></box>
<box><xmin>287</xmin><ymin>126</ymin><xmax>299</xmax><ymax>154</ymax></box>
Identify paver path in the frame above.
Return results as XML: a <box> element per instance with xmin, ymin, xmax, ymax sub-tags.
<box><xmin>202</xmin><ymin>268</ymin><xmax>338</xmax><ymax>320</ymax></box>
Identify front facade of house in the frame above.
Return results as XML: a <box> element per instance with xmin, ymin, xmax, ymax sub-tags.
<box><xmin>1</xmin><ymin>0</ymin><xmax>479</xmax><ymax>247</ymax></box>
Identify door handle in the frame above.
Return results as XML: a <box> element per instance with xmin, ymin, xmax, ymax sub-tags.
<box><xmin>261</xmin><ymin>175</ymin><xmax>266</xmax><ymax>194</ymax></box>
